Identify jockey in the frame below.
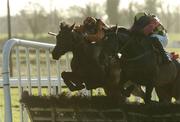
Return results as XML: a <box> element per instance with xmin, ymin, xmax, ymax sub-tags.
<box><xmin>74</xmin><ymin>17</ymin><xmax>108</xmax><ymax>42</ymax></box>
<box><xmin>130</xmin><ymin>12</ymin><xmax>171</xmax><ymax>64</ymax></box>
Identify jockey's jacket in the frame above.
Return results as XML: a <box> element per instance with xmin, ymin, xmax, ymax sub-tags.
<box><xmin>74</xmin><ymin>17</ymin><xmax>107</xmax><ymax>42</ymax></box>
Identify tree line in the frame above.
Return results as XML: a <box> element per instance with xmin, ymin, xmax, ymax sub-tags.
<box><xmin>0</xmin><ymin>0</ymin><xmax>180</xmax><ymax>39</ymax></box>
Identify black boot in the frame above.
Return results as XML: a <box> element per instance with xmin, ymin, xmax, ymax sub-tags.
<box><xmin>150</xmin><ymin>37</ymin><xmax>171</xmax><ymax>64</ymax></box>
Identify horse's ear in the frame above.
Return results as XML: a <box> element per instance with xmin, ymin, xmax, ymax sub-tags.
<box><xmin>60</xmin><ymin>22</ymin><xmax>66</xmax><ymax>29</ymax></box>
<box><xmin>115</xmin><ymin>24</ymin><xmax>118</xmax><ymax>34</ymax></box>
<box><xmin>70</xmin><ymin>23</ymin><xmax>75</xmax><ymax>31</ymax></box>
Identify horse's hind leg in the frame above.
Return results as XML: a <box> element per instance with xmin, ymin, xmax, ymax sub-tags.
<box><xmin>156</xmin><ymin>85</ymin><xmax>172</xmax><ymax>104</ymax></box>
<box><xmin>173</xmin><ymin>77</ymin><xmax>180</xmax><ymax>104</ymax></box>
<box><xmin>145</xmin><ymin>81</ymin><xmax>154</xmax><ymax>104</ymax></box>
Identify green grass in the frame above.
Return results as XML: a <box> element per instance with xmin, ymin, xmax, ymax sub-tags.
<box><xmin>0</xmin><ymin>88</ymin><xmax>20</xmax><ymax>122</ymax></box>
<box><xmin>169</xmin><ymin>33</ymin><xmax>180</xmax><ymax>41</ymax></box>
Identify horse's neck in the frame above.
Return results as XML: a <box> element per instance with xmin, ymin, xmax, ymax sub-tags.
<box><xmin>116</xmin><ymin>29</ymin><xmax>141</xmax><ymax>58</ymax></box>
<box><xmin>122</xmin><ymin>42</ymin><xmax>141</xmax><ymax>58</ymax></box>
<box><xmin>122</xmin><ymin>36</ymin><xmax>152</xmax><ymax>59</ymax></box>
<box><xmin>73</xmin><ymin>42</ymin><xmax>86</xmax><ymax>56</ymax></box>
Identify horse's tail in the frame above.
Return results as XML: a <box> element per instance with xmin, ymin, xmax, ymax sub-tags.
<box><xmin>173</xmin><ymin>59</ymin><xmax>180</xmax><ymax>71</ymax></box>
<box><xmin>172</xmin><ymin>59</ymin><xmax>180</xmax><ymax>102</ymax></box>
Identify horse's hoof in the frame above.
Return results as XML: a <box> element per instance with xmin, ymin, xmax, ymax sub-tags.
<box><xmin>63</xmin><ymin>80</ymin><xmax>75</xmax><ymax>91</ymax></box>
<box><xmin>64</xmin><ymin>81</ymin><xmax>85</xmax><ymax>91</ymax></box>
<box><xmin>69</xmin><ymin>83</ymin><xmax>85</xmax><ymax>91</ymax></box>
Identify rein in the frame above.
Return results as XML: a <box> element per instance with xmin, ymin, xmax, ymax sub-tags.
<box><xmin>116</xmin><ymin>31</ymin><xmax>132</xmax><ymax>53</ymax></box>
<box><xmin>124</xmin><ymin>50</ymin><xmax>153</xmax><ymax>62</ymax></box>
<box><xmin>116</xmin><ymin>32</ymin><xmax>153</xmax><ymax>62</ymax></box>
<box><xmin>118</xmin><ymin>39</ymin><xmax>132</xmax><ymax>53</ymax></box>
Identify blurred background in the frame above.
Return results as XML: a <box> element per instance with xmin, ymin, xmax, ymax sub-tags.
<box><xmin>0</xmin><ymin>1</ymin><xmax>180</xmax><ymax>121</ymax></box>
<box><xmin>1</xmin><ymin>0</ymin><xmax>180</xmax><ymax>47</ymax></box>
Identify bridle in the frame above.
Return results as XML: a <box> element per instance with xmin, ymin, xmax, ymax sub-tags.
<box><xmin>116</xmin><ymin>32</ymin><xmax>153</xmax><ymax>62</ymax></box>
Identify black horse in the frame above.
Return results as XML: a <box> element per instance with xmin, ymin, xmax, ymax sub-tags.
<box><xmin>51</xmin><ymin>22</ymin><xmax>146</xmax><ymax>99</ymax></box>
<box><xmin>51</xmin><ymin>22</ymin><xmax>124</xmax><ymax>98</ymax></box>
<box><xmin>107</xmin><ymin>29</ymin><xmax>180</xmax><ymax>103</ymax></box>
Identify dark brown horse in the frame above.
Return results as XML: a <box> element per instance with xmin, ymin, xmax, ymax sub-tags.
<box><xmin>51</xmin><ymin>22</ymin><xmax>123</xmax><ymax>98</ymax></box>
<box><xmin>51</xmin><ymin>22</ymin><xmax>146</xmax><ymax>100</ymax></box>
<box><xmin>106</xmin><ymin>28</ymin><xmax>180</xmax><ymax>103</ymax></box>
<box><xmin>155</xmin><ymin>60</ymin><xmax>180</xmax><ymax>103</ymax></box>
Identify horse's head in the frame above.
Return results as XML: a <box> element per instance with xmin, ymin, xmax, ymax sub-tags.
<box><xmin>103</xmin><ymin>26</ymin><xmax>130</xmax><ymax>56</ymax></box>
<box><xmin>52</xmin><ymin>22</ymin><xmax>75</xmax><ymax>60</ymax></box>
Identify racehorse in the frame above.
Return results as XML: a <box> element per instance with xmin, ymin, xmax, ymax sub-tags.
<box><xmin>155</xmin><ymin>60</ymin><xmax>180</xmax><ymax>104</ymax></box>
<box><xmin>51</xmin><ymin>22</ymin><xmax>145</xmax><ymax>99</ymax></box>
<box><xmin>107</xmin><ymin>28</ymin><xmax>180</xmax><ymax>103</ymax></box>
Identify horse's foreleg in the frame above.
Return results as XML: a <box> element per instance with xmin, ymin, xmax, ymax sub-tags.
<box><xmin>61</xmin><ymin>71</ymin><xmax>85</xmax><ymax>91</ymax></box>
<box><xmin>67</xmin><ymin>72</ymin><xmax>85</xmax><ymax>89</ymax></box>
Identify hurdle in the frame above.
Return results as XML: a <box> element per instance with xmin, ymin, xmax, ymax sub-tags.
<box><xmin>2</xmin><ymin>38</ymin><xmax>164</xmax><ymax>122</ymax></box>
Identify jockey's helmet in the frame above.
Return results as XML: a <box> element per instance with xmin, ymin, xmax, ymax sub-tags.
<box><xmin>83</xmin><ymin>17</ymin><xmax>97</xmax><ymax>34</ymax></box>
<box><xmin>134</xmin><ymin>12</ymin><xmax>148</xmax><ymax>22</ymax></box>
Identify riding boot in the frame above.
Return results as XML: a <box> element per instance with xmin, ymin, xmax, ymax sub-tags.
<box><xmin>150</xmin><ymin>37</ymin><xmax>171</xmax><ymax>64</ymax></box>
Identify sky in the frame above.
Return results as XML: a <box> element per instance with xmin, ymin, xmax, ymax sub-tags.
<box><xmin>0</xmin><ymin>0</ymin><xmax>105</xmax><ymax>16</ymax></box>
<box><xmin>1</xmin><ymin>0</ymin><xmax>180</xmax><ymax>17</ymax></box>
